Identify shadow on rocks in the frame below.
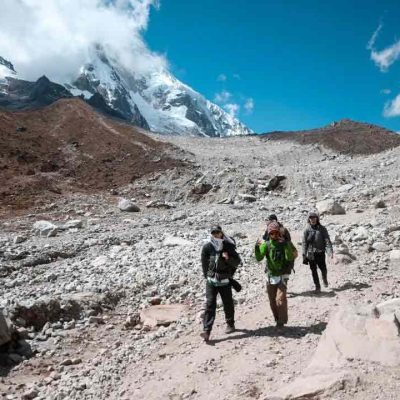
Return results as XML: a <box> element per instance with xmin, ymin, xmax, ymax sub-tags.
<box><xmin>209</xmin><ymin>321</ymin><xmax>327</xmax><ymax>344</ymax></box>
<box><xmin>0</xmin><ymin>339</ymin><xmax>35</xmax><ymax>377</ymax></box>
<box><xmin>288</xmin><ymin>290</ymin><xmax>337</xmax><ymax>298</ymax></box>
<box><xmin>332</xmin><ymin>282</ymin><xmax>371</xmax><ymax>292</ymax></box>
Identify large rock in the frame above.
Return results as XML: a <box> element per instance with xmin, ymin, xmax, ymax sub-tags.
<box><xmin>60</xmin><ymin>220</ymin><xmax>83</xmax><ymax>230</ymax></box>
<box><xmin>0</xmin><ymin>310</ymin><xmax>11</xmax><ymax>346</ymax></box>
<box><xmin>375</xmin><ymin>298</ymin><xmax>400</xmax><ymax>318</ymax></box>
<box><xmin>316</xmin><ymin>199</ymin><xmax>346</xmax><ymax>215</ymax></box>
<box><xmin>372</xmin><ymin>242</ymin><xmax>390</xmax><ymax>252</ymax></box>
<box><xmin>353</xmin><ymin>226</ymin><xmax>369</xmax><ymax>241</ymax></box>
<box><xmin>140</xmin><ymin>304</ymin><xmax>186</xmax><ymax>328</ymax></box>
<box><xmin>33</xmin><ymin>220</ymin><xmax>59</xmax><ymax>237</ymax></box>
<box><xmin>118</xmin><ymin>198</ymin><xmax>140</xmax><ymax>212</ymax></box>
<box><xmin>389</xmin><ymin>250</ymin><xmax>400</xmax><ymax>261</ymax></box>
<box><xmin>267</xmin><ymin>372</ymin><xmax>356</xmax><ymax>400</ymax></box>
<box><xmin>307</xmin><ymin>302</ymin><xmax>400</xmax><ymax>370</ymax></box>
<box><xmin>10</xmin><ymin>292</ymin><xmax>122</xmax><ymax>330</ymax></box>
<box><xmin>266</xmin><ymin>175</ymin><xmax>286</xmax><ymax>191</ymax></box>
<box><xmin>238</xmin><ymin>193</ymin><xmax>257</xmax><ymax>203</ymax></box>
<box><xmin>162</xmin><ymin>236</ymin><xmax>192</xmax><ymax>247</ymax></box>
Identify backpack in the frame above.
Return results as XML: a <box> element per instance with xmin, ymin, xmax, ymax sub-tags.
<box><xmin>223</xmin><ymin>236</ymin><xmax>242</xmax><ymax>271</ymax></box>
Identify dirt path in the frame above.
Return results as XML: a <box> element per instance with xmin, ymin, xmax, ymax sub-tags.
<box><xmin>119</xmin><ymin>229</ymin><xmax>377</xmax><ymax>400</ymax></box>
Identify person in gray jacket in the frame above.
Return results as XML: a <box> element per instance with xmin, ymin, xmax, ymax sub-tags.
<box><xmin>302</xmin><ymin>212</ymin><xmax>333</xmax><ymax>292</ymax></box>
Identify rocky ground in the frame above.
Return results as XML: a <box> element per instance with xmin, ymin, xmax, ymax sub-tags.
<box><xmin>0</xmin><ymin>132</ymin><xmax>400</xmax><ymax>399</ymax></box>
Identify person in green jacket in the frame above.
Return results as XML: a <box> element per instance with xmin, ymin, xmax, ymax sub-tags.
<box><xmin>255</xmin><ymin>221</ymin><xmax>297</xmax><ymax>328</ymax></box>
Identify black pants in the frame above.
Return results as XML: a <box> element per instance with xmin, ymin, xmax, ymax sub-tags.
<box><xmin>203</xmin><ymin>281</ymin><xmax>234</xmax><ymax>332</ymax></box>
<box><xmin>309</xmin><ymin>252</ymin><xmax>327</xmax><ymax>289</ymax></box>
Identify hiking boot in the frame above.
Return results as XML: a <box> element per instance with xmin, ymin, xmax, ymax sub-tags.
<box><xmin>315</xmin><ymin>287</ymin><xmax>321</xmax><ymax>294</ymax></box>
<box><xmin>200</xmin><ymin>331</ymin><xmax>210</xmax><ymax>342</ymax></box>
<box><xmin>276</xmin><ymin>321</ymin><xmax>284</xmax><ymax>328</ymax></box>
<box><xmin>225</xmin><ymin>324</ymin><xmax>235</xmax><ymax>334</ymax></box>
<box><xmin>322</xmin><ymin>277</ymin><xmax>329</xmax><ymax>287</ymax></box>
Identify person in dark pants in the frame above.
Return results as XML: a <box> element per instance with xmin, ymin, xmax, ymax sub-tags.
<box><xmin>200</xmin><ymin>225</ymin><xmax>241</xmax><ymax>342</ymax></box>
<box><xmin>302</xmin><ymin>212</ymin><xmax>334</xmax><ymax>293</ymax></box>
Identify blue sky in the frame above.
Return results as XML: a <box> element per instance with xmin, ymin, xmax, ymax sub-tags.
<box><xmin>144</xmin><ymin>0</ymin><xmax>400</xmax><ymax>133</ymax></box>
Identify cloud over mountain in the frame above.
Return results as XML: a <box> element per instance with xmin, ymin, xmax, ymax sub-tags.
<box><xmin>0</xmin><ymin>0</ymin><xmax>165</xmax><ymax>83</ymax></box>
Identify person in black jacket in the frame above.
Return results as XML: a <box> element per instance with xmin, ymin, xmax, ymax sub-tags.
<box><xmin>200</xmin><ymin>225</ymin><xmax>241</xmax><ymax>342</ymax></box>
<box><xmin>262</xmin><ymin>214</ymin><xmax>291</xmax><ymax>242</ymax></box>
<box><xmin>302</xmin><ymin>212</ymin><xmax>334</xmax><ymax>292</ymax></box>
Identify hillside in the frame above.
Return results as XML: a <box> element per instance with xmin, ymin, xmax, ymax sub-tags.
<box><xmin>0</xmin><ymin>98</ymin><xmax>185</xmax><ymax>213</ymax></box>
<box><xmin>261</xmin><ymin>119</ymin><xmax>400</xmax><ymax>154</ymax></box>
<box><xmin>1</xmin><ymin>133</ymin><xmax>400</xmax><ymax>399</ymax></box>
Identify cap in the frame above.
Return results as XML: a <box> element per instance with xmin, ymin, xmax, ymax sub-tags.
<box><xmin>210</xmin><ymin>225</ymin><xmax>222</xmax><ymax>234</ymax></box>
<box><xmin>267</xmin><ymin>221</ymin><xmax>281</xmax><ymax>234</ymax></box>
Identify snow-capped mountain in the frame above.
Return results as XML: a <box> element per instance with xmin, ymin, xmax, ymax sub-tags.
<box><xmin>0</xmin><ymin>50</ymin><xmax>252</xmax><ymax>136</ymax></box>
<box><xmin>0</xmin><ymin>56</ymin><xmax>17</xmax><ymax>92</ymax></box>
<box><xmin>68</xmin><ymin>47</ymin><xmax>252</xmax><ymax>136</ymax></box>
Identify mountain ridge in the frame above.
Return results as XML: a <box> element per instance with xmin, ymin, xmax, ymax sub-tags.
<box><xmin>261</xmin><ymin>118</ymin><xmax>400</xmax><ymax>154</ymax></box>
<box><xmin>0</xmin><ymin>52</ymin><xmax>252</xmax><ymax>137</ymax></box>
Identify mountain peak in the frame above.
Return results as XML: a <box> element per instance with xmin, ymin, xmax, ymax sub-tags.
<box><xmin>0</xmin><ymin>56</ymin><xmax>16</xmax><ymax>73</ymax></box>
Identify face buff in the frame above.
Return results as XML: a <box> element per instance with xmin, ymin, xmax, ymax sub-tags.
<box><xmin>210</xmin><ymin>236</ymin><xmax>224</xmax><ymax>251</ymax></box>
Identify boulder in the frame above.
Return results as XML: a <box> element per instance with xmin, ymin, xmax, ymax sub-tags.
<box><xmin>266</xmin><ymin>175</ymin><xmax>286</xmax><ymax>191</ymax></box>
<box><xmin>333</xmin><ymin>254</ymin><xmax>354</xmax><ymax>265</ymax></box>
<box><xmin>372</xmin><ymin>242</ymin><xmax>390</xmax><ymax>252</ymax></box>
<box><xmin>307</xmin><ymin>302</ymin><xmax>400</xmax><ymax>371</ymax></box>
<box><xmin>191</xmin><ymin>183</ymin><xmax>212</xmax><ymax>195</ymax></box>
<box><xmin>118</xmin><ymin>199</ymin><xmax>140</xmax><ymax>212</ymax></box>
<box><xmin>353</xmin><ymin>226</ymin><xmax>369</xmax><ymax>241</ymax></box>
<box><xmin>316</xmin><ymin>199</ymin><xmax>346</xmax><ymax>215</ymax></box>
<box><xmin>0</xmin><ymin>310</ymin><xmax>11</xmax><ymax>346</ymax></box>
<box><xmin>61</xmin><ymin>220</ymin><xmax>83</xmax><ymax>230</ymax></box>
<box><xmin>33</xmin><ymin>220</ymin><xmax>59</xmax><ymax>237</ymax></box>
<box><xmin>162</xmin><ymin>236</ymin><xmax>192</xmax><ymax>247</ymax></box>
<box><xmin>146</xmin><ymin>200</ymin><xmax>175</xmax><ymax>209</ymax></box>
<box><xmin>238</xmin><ymin>194</ymin><xmax>257</xmax><ymax>203</ymax></box>
<box><xmin>10</xmin><ymin>292</ymin><xmax>122</xmax><ymax>330</ymax></box>
<box><xmin>124</xmin><ymin>313</ymin><xmax>141</xmax><ymax>329</ymax></box>
<box><xmin>374</xmin><ymin>298</ymin><xmax>400</xmax><ymax>318</ymax></box>
<box><xmin>267</xmin><ymin>372</ymin><xmax>356</xmax><ymax>400</ymax></box>
<box><xmin>337</xmin><ymin>184</ymin><xmax>354</xmax><ymax>192</ymax></box>
<box><xmin>374</xmin><ymin>199</ymin><xmax>387</xmax><ymax>209</ymax></box>
<box><xmin>140</xmin><ymin>304</ymin><xmax>186</xmax><ymax>328</ymax></box>
<box><xmin>389</xmin><ymin>250</ymin><xmax>400</xmax><ymax>261</ymax></box>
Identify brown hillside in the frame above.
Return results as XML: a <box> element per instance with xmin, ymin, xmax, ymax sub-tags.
<box><xmin>0</xmin><ymin>98</ymin><xmax>184</xmax><ymax>213</ymax></box>
<box><xmin>261</xmin><ymin>119</ymin><xmax>400</xmax><ymax>154</ymax></box>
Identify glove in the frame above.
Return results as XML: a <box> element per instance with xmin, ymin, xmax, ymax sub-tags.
<box><xmin>302</xmin><ymin>255</ymin><xmax>309</xmax><ymax>265</ymax></box>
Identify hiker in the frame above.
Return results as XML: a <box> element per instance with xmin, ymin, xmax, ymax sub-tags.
<box><xmin>262</xmin><ymin>214</ymin><xmax>291</xmax><ymax>242</ymax></box>
<box><xmin>302</xmin><ymin>212</ymin><xmax>334</xmax><ymax>292</ymax></box>
<box><xmin>200</xmin><ymin>225</ymin><xmax>241</xmax><ymax>342</ymax></box>
<box><xmin>255</xmin><ymin>221</ymin><xmax>297</xmax><ymax>328</ymax></box>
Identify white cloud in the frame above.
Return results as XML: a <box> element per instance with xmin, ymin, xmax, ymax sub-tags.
<box><xmin>244</xmin><ymin>98</ymin><xmax>254</xmax><ymax>114</ymax></box>
<box><xmin>224</xmin><ymin>103</ymin><xmax>240</xmax><ymax>118</ymax></box>
<box><xmin>0</xmin><ymin>0</ymin><xmax>165</xmax><ymax>83</ymax></box>
<box><xmin>367</xmin><ymin>22</ymin><xmax>383</xmax><ymax>50</ymax></box>
<box><xmin>370</xmin><ymin>41</ymin><xmax>400</xmax><ymax>72</ymax></box>
<box><xmin>217</xmin><ymin>73</ymin><xmax>227</xmax><ymax>82</ymax></box>
<box><xmin>383</xmin><ymin>94</ymin><xmax>400</xmax><ymax>117</ymax></box>
<box><xmin>214</xmin><ymin>90</ymin><xmax>232</xmax><ymax>103</ymax></box>
<box><xmin>233</xmin><ymin>73</ymin><xmax>241</xmax><ymax>80</ymax></box>
<box><xmin>367</xmin><ymin>23</ymin><xmax>400</xmax><ymax>72</ymax></box>
<box><xmin>381</xmin><ymin>88</ymin><xmax>391</xmax><ymax>95</ymax></box>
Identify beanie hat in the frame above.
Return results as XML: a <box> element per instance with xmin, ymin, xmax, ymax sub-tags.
<box><xmin>308</xmin><ymin>212</ymin><xmax>319</xmax><ymax>218</ymax></box>
<box><xmin>210</xmin><ymin>225</ymin><xmax>222</xmax><ymax>234</ymax></box>
<box><xmin>268</xmin><ymin>214</ymin><xmax>278</xmax><ymax>221</ymax></box>
<box><xmin>267</xmin><ymin>221</ymin><xmax>280</xmax><ymax>234</ymax></box>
